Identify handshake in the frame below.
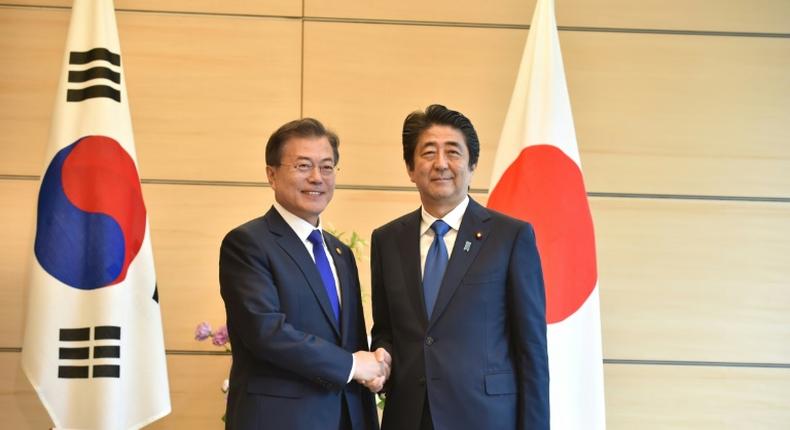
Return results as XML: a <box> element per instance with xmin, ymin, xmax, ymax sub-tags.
<box><xmin>352</xmin><ymin>348</ymin><xmax>392</xmax><ymax>393</ymax></box>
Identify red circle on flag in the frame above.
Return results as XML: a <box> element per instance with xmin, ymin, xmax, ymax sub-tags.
<box><xmin>488</xmin><ymin>144</ymin><xmax>597</xmax><ymax>323</ymax></box>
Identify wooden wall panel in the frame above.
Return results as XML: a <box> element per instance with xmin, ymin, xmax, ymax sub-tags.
<box><xmin>0</xmin><ymin>8</ymin><xmax>66</xmax><ymax>177</ymax></box>
<box><xmin>150</xmin><ymin>354</ymin><xmax>232</xmax><ymax>430</ymax></box>
<box><xmin>4</xmin><ymin>1</ymin><xmax>301</xmax><ymax>16</ymax></box>
<box><xmin>558</xmin><ymin>0</ymin><xmax>790</xmax><ymax>34</ymax></box>
<box><xmin>605</xmin><ymin>364</ymin><xmax>790</xmax><ymax>429</ymax></box>
<box><xmin>0</xmin><ymin>7</ymin><xmax>302</xmax><ymax>182</ymax></box>
<box><xmin>595</xmin><ymin>197</ymin><xmax>790</xmax><ymax>363</ymax></box>
<box><xmin>5</xmin><ymin>179</ymin><xmax>789</xmax><ymax>363</ymax></box>
<box><xmin>305</xmin><ymin>0</ymin><xmax>534</xmax><ymax>26</ymax></box>
<box><xmin>4</xmin><ymin>352</ymin><xmax>788</xmax><ymax>429</ymax></box>
<box><xmin>0</xmin><ymin>353</ymin><xmax>51</xmax><ymax>430</ymax></box>
<box><xmin>0</xmin><ymin>180</ymin><xmax>425</xmax><ymax>350</ymax></box>
<box><xmin>2</xmin><ymin>0</ymin><xmax>790</xmax><ymax>427</ymax></box>
<box><xmin>303</xmin><ymin>21</ymin><xmax>524</xmax><ymax>190</ymax></box>
<box><xmin>0</xmin><ymin>181</ymin><xmax>37</xmax><ymax>348</ymax></box>
<box><xmin>566</xmin><ymin>32</ymin><xmax>790</xmax><ymax>198</ymax></box>
<box><xmin>0</xmin><ymin>351</ymin><xmax>231</xmax><ymax>430</ymax></box>
<box><xmin>121</xmin><ymin>13</ymin><xmax>301</xmax><ymax>183</ymax></box>
<box><xmin>304</xmin><ymin>22</ymin><xmax>790</xmax><ymax>196</ymax></box>
<box><xmin>147</xmin><ymin>185</ymin><xmax>426</xmax><ymax>350</ymax></box>
<box><xmin>305</xmin><ymin>0</ymin><xmax>790</xmax><ymax>33</ymax></box>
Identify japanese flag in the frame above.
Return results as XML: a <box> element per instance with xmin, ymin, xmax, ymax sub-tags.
<box><xmin>487</xmin><ymin>0</ymin><xmax>606</xmax><ymax>428</ymax></box>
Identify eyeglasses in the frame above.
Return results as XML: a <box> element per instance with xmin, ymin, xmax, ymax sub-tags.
<box><xmin>277</xmin><ymin>161</ymin><xmax>339</xmax><ymax>177</ymax></box>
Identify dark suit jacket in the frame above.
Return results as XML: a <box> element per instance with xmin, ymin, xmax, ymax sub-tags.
<box><xmin>371</xmin><ymin>198</ymin><xmax>549</xmax><ymax>430</ymax></box>
<box><xmin>220</xmin><ymin>207</ymin><xmax>379</xmax><ymax>430</ymax></box>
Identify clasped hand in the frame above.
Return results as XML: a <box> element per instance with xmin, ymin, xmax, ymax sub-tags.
<box><xmin>352</xmin><ymin>348</ymin><xmax>391</xmax><ymax>393</ymax></box>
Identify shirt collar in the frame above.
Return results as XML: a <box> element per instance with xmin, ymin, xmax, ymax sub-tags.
<box><xmin>273</xmin><ymin>201</ymin><xmax>324</xmax><ymax>243</ymax></box>
<box><xmin>420</xmin><ymin>195</ymin><xmax>469</xmax><ymax>236</ymax></box>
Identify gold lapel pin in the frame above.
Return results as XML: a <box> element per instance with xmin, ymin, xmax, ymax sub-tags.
<box><xmin>475</xmin><ymin>232</ymin><xmax>483</xmax><ymax>240</ymax></box>
<box><xmin>335</xmin><ymin>247</ymin><xmax>342</xmax><ymax>255</ymax></box>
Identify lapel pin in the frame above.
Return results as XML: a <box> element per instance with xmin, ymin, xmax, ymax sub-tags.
<box><xmin>475</xmin><ymin>232</ymin><xmax>483</xmax><ymax>240</ymax></box>
<box><xmin>335</xmin><ymin>247</ymin><xmax>342</xmax><ymax>255</ymax></box>
<box><xmin>463</xmin><ymin>241</ymin><xmax>471</xmax><ymax>252</ymax></box>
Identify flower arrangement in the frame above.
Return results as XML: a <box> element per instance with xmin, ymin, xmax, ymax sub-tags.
<box><xmin>194</xmin><ymin>321</ymin><xmax>230</xmax><ymax>351</ymax></box>
<box><xmin>194</xmin><ymin>321</ymin><xmax>231</xmax><ymax>421</ymax></box>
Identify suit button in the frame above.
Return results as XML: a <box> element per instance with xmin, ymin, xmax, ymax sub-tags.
<box><xmin>418</xmin><ymin>377</ymin><xmax>426</xmax><ymax>386</ymax></box>
<box><xmin>425</xmin><ymin>336</ymin><xmax>434</xmax><ymax>346</ymax></box>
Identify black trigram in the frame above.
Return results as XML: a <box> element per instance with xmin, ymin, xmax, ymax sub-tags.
<box><xmin>58</xmin><ymin>326</ymin><xmax>121</xmax><ymax>379</ymax></box>
<box><xmin>66</xmin><ymin>48</ymin><xmax>122</xmax><ymax>103</ymax></box>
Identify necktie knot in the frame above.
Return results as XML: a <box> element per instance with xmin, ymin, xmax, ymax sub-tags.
<box><xmin>431</xmin><ymin>220</ymin><xmax>450</xmax><ymax>237</ymax></box>
<box><xmin>307</xmin><ymin>229</ymin><xmax>323</xmax><ymax>246</ymax></box>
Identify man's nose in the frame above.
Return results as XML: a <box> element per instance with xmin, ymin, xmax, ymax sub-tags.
<box><xmin>434</xmin><ymin>151</ymin><xmax>449</xmax><ymax>169</ymax></box>
<box><xmin>307</xmin><ymin>165</ymin><xmax>323</xmax><ymax>182</ymax></box>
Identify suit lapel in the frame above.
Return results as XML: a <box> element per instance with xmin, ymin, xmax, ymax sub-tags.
<box><xmin>265</xmin><ymin>208</ymin><xmax>341</xmax><ymax>338</ymax></box>
<box><xmin>325</xmin><ymin>232</ymin><xmax>354</xmax><ymax>347</ymax></box>
<box><xmin>398</xmin><ymin>209</ymin><xmax>430</xmax><ymax>329</ymax></box>
<box><xmin>429</xmin><ymin>199</ymin><xmax>491</xmax><ymax>327</ymax></box>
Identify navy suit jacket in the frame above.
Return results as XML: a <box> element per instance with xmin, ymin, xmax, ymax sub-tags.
<box><xmin>219</xmin><ymin>207</ymin><xmax>379</xmax><ymax>430</ymax></box>
<box><xmin>371</xmin><ymin>198</ymin><xmax>549</xmax><ymax>430</ymax></box>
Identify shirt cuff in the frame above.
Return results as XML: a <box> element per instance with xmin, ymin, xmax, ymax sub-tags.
<box><xmin>347</xmin><ymin>353</ymin><xmax>356</xmax><ymax>383</ymax></box>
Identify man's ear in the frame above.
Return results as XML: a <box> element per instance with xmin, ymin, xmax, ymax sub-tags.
<box><xmin>266</xmin><ymin>165</ymin><xmax>276</xmax><ymax>189</ymax></box>
<box><xmin>406</xmin><ymin>164</ymin><xmax>416</xmax><ymax>184</ymax></box>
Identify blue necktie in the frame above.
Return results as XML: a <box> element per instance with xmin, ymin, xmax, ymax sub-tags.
<box><xmin>423</xmin><ymin>220</ymin><xmax>450</xmax><ymax>317</ymax></box>
<box><xmin>308</xmin><ymin>229</ymin><xmax>340</xmax><ymax>323</ymax></box>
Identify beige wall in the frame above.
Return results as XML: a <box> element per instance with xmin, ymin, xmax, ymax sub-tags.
<box><xmin>1</xmin><ymin>1</ymin><xmax>789</xmax><ymax>428</ymax></box>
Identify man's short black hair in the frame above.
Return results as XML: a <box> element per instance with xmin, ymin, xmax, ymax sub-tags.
<box><xmin>402</xmin><ymin>104</ymin><xmax>480</xmax><ymax>170</ymax></box>
<box><xmin>265</xmin><ymin>118</ymin><xmax>339</xmax><ymax>166</ymax></box>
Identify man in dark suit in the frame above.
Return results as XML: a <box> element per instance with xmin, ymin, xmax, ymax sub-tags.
<box><xmin>371</xmin><ymin>105</ymin><xmax>550</xmax><ymax>430</ymax></box>
<box><xmin>220</xmin><ymin>118</ymin><xmax>387</xmax><ymax>430</ymax></box>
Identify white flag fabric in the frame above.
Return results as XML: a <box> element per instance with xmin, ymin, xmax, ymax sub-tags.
<box><xmin>487</xmin><ymin>0</ymin><xmax>606</xmax><ymax>428</ymax></box>
<box><xmin>21</xmin><ymin>1</ymin><xmax>171</xmax><ymax>428</ymax></box>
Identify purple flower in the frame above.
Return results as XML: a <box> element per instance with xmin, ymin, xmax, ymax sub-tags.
<box><xmin>195</xmin><ymin>322</ymin><xmax>212</xmax><ymax>341</ymax></box>
<box><xmin>212</xmin><ymin>325</ymin><xmax>229</xmax><ymax>347</ymax></box>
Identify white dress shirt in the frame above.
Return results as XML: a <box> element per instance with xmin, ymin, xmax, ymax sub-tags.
<box><xmin>272</xmin><ymin>202</ymin><xmax>341</xmax><ymax>305</ymax></box>
<box><xmin>272</xmin><ymin>202</ymin><xmax>356</xmax><ymax>383</ymax></box>
<box><xmin>419</xmin><ymin>195</ymin><xmax>470</xmax><ymax>278</ymax></box>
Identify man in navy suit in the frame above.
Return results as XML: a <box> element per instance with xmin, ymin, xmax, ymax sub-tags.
<box><xmin>371</xmin><ymin>105</ymin><xmax>550</xmax><ymax>430</ymax></box>
<box><xmin>220</xmin><ymin>118</ymin><xmax>387</xmax><ymax>430</ymax></box>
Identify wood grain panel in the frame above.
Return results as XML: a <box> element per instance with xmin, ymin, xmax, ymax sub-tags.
<box><xmin>0</xmin><ymin>351</ymin><xmax>231</xmax><ymax>430</ymax></box>
<box><xmin>0</xmin><ymin>8</ymin><xmax>65</xmax><ymax>177</ymax></box>
<box><xmin>3</xmin><ymin>1</ymin><xmax>300</xmax><ymax>16</ymax></box>
<box><xmin>594</xmin><ymin>197</ymin><xmax>790</xmax><ymax>363</ymax></box>
<box><xmin>303</xmin><ymin>21</ymin><xmax>525</xmax><ymax>191</ymax></box>
<box><xmin>565</xmin><ymin>32</ymin><xmax>790</xmax><ymax>198</ymax></box>
<box><xmin>0</xmin><ymin>180</ymin><xmax>425</xmax><ymax>350</ymax></box>
<box><xmin>149</xmin><ymin>184</ymin><xmax>427</xmax><ymax>351</ymax></box>
<box><xmin>304</xmin><ymin>22</ymin><xmax>790</xmax><ymax>197</ymax></box>
<box><xmin>305</xmin><ymin>0</ymin><xmax>790</xmax><ymax>33</ymax></box>
<box><xmin>605</xmin><ymin>363</ymin><xmax>790</xmax><ymax>429</ymax></box>
<box><xmin>4</xmin><ymin>351</ymin><xmax>788</xmax><ymax>429</ymax></box>
<box><xmin>0</xmin><ymin>180</ymin><xmax>37</xmax><ymax>348</ymax></box>
<box><xmin>0</xmin><ymin>7</ymin><xmax>302</xmax><ymax>181</ymax></box>
<box><xmin>558</xmin><ymin>0</ymin><xmax>790</xmax><ymax>34</ymax></box>
<box><xmin>4</xmin><ymin>179</ymin><xmax>789</xmax><ymax>363</ymax></box>
<box><xmin>305</xmin><ymin>0</ymin><xmax>534</xmax><ymax>26</ymax></box>
<box><xmin>149</xmin><ymin>354</ymin><xmax>232</xmax><ymax>430</ymax></box>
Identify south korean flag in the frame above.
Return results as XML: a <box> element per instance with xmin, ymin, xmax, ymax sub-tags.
<box><xmin>21</xmin><ymin>1</ymin><xmax>171</xmax><ymax>429</ymax></box>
